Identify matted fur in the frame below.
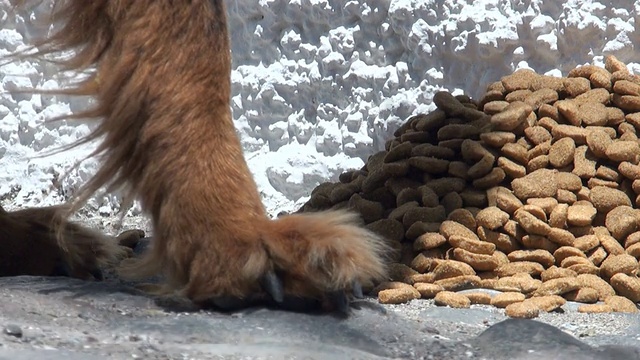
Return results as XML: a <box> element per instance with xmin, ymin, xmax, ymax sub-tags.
<box><xmin>9</xmin><ymin>0</ymin><xmax>389</xmax><ymax>306</ymax></box>
<box><xmin>0</xmin><ymin>204</ymin><xmax>123</xmax><ymax>279</ymax></box>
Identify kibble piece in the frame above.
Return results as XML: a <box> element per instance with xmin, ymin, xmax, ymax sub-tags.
<box><xmin>566</xmin><ymin>202</ymin><xmax>597</xmax><ymax>226</ymax></box>
<box><xmin>491</xmin><ymin>101</ymin><xmax>533</xmax><ymax>131</ymax></box>
<box><xmin>521</xmin><ymin>234</ymin><xmax>559</xmax><ymax>253</ymax></box>
<box><xmin>505</xmin><ymin>301</ymin><xmax>540</xmax><ymax>319</ymax></box>
<box><xmin>610</xmin><ymin>273</ymin><xmax>640</xmax><ymax>302</ymax></box>
<box><xmin>556</xmin><ymin>99</ymin><xmax>581</xmax><ymax>126</ymax></box>
<box><xmin>494</xmin><ymin>275</ymin><xmax>542</xmax><ymax>293</ymax></box>
<box><xmin>560</xmin><ymin>256</ymin><xmax>592</xmax><ymax>268</ymax></box>
<box><xmin>490</xmin><ymin>292</ymin><xmax>526</xmax><ymax>308</ymax></box>
<box><xmin>432</xmin><ymin>260</ymin><xmax>477</xmax><ymax>281</ymax></box>
<box><xmin>576</xmin><ymin>274</ymin><xmax>616</xmax><ymax>300</ymax></box>
<box><xmin>447</xmin><ymin>208</ymin><xmax>477</xmax><ymax>231</ymax></box>
<box><xmin>434</xmin><ymin>275</ymin><xmax>483</xmax><ymax>292</ymax></box>
<box><xmin>514</xmin><ymin>208</ymin><xmax>551</xmax><ymax>235</ymax></box>
<box><xmin>495</xmin><ymin>261</ymin><xmax>545</xmax><ymax>277</ymax></box>
<box><xmin>377</xmin><ymin>282</ymin><xmax>421</xmax><ymax>304</ymax></box>
<box><xmin>541</xmin><ymin>266</ymin><xmax>578</xmax><ymax>281</ymax></box>
<box><xmin>475</xmin><ymin>206</ymin><xmax>510</xmax><ymax>230</ymax></box>
<box><xmin>413</xmin><ymin>283</ymin><xmax>444</xmax><ymax>298</ymax></box>
<box><xmin>440</xmin><ymin>220</ymin><xmax>480</xmax><ymax>241</ymax></box>
<box><xmin>477</xmin><ymin>226</ymin><xmax>520</xmax><ymax>253</ymax></box>
<box><xmin>553</xmin><ymin>246</ymin><xmax>589</xmax><ymax>263</ymax></box>
<box><xmin>413</xmin><ymin>232</ymin><xmax>447</xmax><ymax>251</ymax></box>
<box><xmin>563</xmin><ymin>77</ymin><xmax>591</xmax><ymax>97</ymax></box>
<box><xmin>512</xmin><ymin>169</ymin><xmax>558</xmax><ymax>200</ymax></box>
<box><xmin>573</xmin><ymin>235</ymin><xmax>599</xmax><ymax>252</ymax></box>
<box><xmin>480</xmin><ymin>131</ymin><xmax>516</xmax><ymax>148</ymax></box>
<box><xmin>606</xmin><ymin>140</ymin><xmax>640</xmax><ymax>163</ymax></box>
<box><xmin>587</xmin><ymin>246</ymin><xmax>608</xmax><ymax>267</ymax></box>
<box><xmin>453</xmin><ymin>248</ymin><xmax>500</xmax><ymax>271</ymax></box>
<box><xmin>600</xmin><ymin>254</ymin><xmax>639</xmax><ymax>279</ymax></box>
<box><xmin>508</xmin><ymin>249</ymin><xmax>555</xmax><ymax>268</ymax></box>
<box><xmin>596</xmin><ymin>232</ymin><xmax>625</xmax><ymax>255</ymax></box>
<box><xmin>464</xmin><ymin>292</ymin><xmax>492</xmax><ymax>305</ymax></box>
<box><xmin>501</xmin><ymin>142</ymin><xmax>529</xmax><ymax>164</ymax></box>
<box><xmin>549</xmin><ymin>203</ymin><xmax>569</xmax><ymax>228</ymax></box>
<box><xmin>547</xmin><ymin>228</ymin><xmax>575</xmax><ymax>246</ymax></box>
<box><xmin>498</xmin><ymin>157</ymin><xmax>527</xmax><ymax>178</ymax></box>
<box><xmin>579</xmin><ymin>102</ymin><xmax>608</xmax><ymax>126</ymax></box>
<box><xmin>563</xmin><ymin>287</ymin><xmax>599</xmax><ymax>303</ymax></box>
<box><xmin>604</xmin><ymin>295</ymin><xmax>638</xmax><ymax>313</ymax></box>
<box><xmin>556</xmin><ymin>172</ymin><xmax>583</xmax><ymax>191</ymax></box>
<box><xmin>410</xmin><ymin>250</ymin><xmax>445</xmax><ymax>272</ymax></box>
<box><xmin>434</xmin><ymin>291</ymin><xmax>471</xmax><ymax>308</ymax></box>
<box><xmin>557</xmin><ymin>189</ymin><xmax>577</xmax><ymax>204</ymax></box>
<box><xmin>619</xmin><ymin>161</ymin><xmax>640</xmax><ymax>180</ymax></box>
<box><xmin>573</xmin><ymin>145</ymin><xmax>597</xmax><ymax>179</ymax></box>
<box><xmin>533</xmin><ymin>277</ymin><xmax>581</xmax><ymax>296</ymax></box>
<box><xmin>549</xmin><ymin>137</ymin><xmax>577</xmax><ymax>169</ymax></box>
<box><xmin>448</xmin><ymin>235</ymin><xmax>496</xmax><ymax>255</ymax></box>
<box><xmin>605</xmin><ymin>205</ymin><xmax>640</xmax><ymax>240</ymax></box>
<box><xmin>589</xmin><ymin>186</ymin><xmax>632</xmax><ymax>213</ymax></box>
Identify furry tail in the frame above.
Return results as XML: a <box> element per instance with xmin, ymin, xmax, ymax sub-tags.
<box><xmin>261</xmin><ymin>210</ymin><xmax>390</xmax><ymax>297</ymax></box>
<box><xmin>0</xmin><ymin>205</ymin><xmax>125</xmax><ymax>279</ymax></box>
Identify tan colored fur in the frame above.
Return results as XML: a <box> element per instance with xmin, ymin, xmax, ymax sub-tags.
<box><xmin>9</xmin><ymin>0</ymin><xmax>388</xmax><ymax>306</ymax></box>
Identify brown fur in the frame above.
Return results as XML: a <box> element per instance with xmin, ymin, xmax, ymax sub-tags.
<box><xmin>9</xmin><ymin>0</ymin><xmax>388</xmax><ymax>306</ymax></box>
<box><xmin>0</xmin><ymin>204</ymin><xmax>123</xmax><ymax>279</ymax></box>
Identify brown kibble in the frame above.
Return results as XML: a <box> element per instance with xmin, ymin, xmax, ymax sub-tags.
<box><xmin>377</xmin><ymin>282</ymin><xmax>421</xmax><ymax>304</ymax></box>
<box><xmin>505</xmin><ymin>301</ymin><xmax>540</xmax><ymax>319</ymax></box>
<box><xmin>502</xmin><ymin>69</ymin><xmax>539</xmax><ymax>91</ymax></box>
<box><xmin>434</xmin><ymin>291</ymin><xmax>471</xmax><ymax>308</ymax></box>
<box><xmin>494</xmin><ymin>274</ymin><xmax>542</xmax><ymax>293</ymax></box>
<box><xmin>596</xmin><ymin>232</ymin><xmax>625</xmax><ymax>255</ymax></box>
<box><xmin>475</xmin><ymin>206</ymin><xmax>510</xmax><ymax>230</ymax></box>
<box><xmin>563</xmin><ymin>287</ymin><xmax>599</xmax><ymax>303</ymax></box>
<box><xmin>557</xmin><ymin>189</ymin><xmax>577</xmax><ymax>204</ymax></box>
<box><xmin>441</xmin><ymin>192</ymin><xmax>463</xmax><ymax>214</ymax></box>
<box><xmin>585</xmin><ymin>129</ymin><xmax>613</xmax><ymax>159</ymax></box>
<box><xmin>610</xmin><ymin>273</ymin><xmax>640</xmax><ymax>302</ymax></box>
<box><xmin>512</xmin><ymin>169</ymin><xmax>558</xmax><ymax>200</ymax></box>
<box><xmin>541</xmin><ymin>266</ymin><xmax>577</xmax><ymax>281</ymax></box>
<box><xmin>459</xmin><ymin>190</ymin><xmax>488</xmax><ymax>208</ymax></box>
<box><xmin>566</xmin><ymin>202</ymin><xmax>597</xmax><ymax>226</ymax></box>
<box><xmin>440</xmin><ymin>220</ymin><xmax>480</xmax><ymax>241</ymax></box>
<box><xmin>574</xmin><ymin>88</ymin><xmax>611</xmax><ymax>106</ymax></box>
<box><xmin>491</xmin><ymin>101</ymin><xmax>533</xmax><ymax>131</ymax></box>
<box><xmin>413</xmin><ymin>282</ymin><xmax>444</xmax><ymax>298</ymax></box>
<box><xmin>568</xmin><ymin>262</ymin><xmax>600</xmax><ymax>275</ymax></box>
<box><xmin>464</xmin><ymin>292</ymin><xmax>492</xmax><ymax>305</ymax></box>
<box><xmin>580</xmin><ymin>102</ymin><xmax>608</xmax><ymax>126</ymax></box>
<box><xmin>477</xmin><ymin>226</ymin><xmax>520</xmax><ymax>253</ymax></box>
<box><xmin>495</xmin><ymin>187</ymin><xmax>524</xmax><ymax>214</ymax></box>
<box><xmin>604</xmin><ymin>295</ymin><xmax>638</xmax><ymax>313</ymax></box>
<box><xmin>549</xmin><ymin>203</ymin><xmax>569</xmax><ymax>228</ymax></box>
<box><xmin>448</xmin><ymin>235</ymin><xmax>496</xmax><ymax>255</ymax></box>
<box><xmin>578</xmin><ymin>304</ymin><xmax>613</xmax><ymax>313</ymax></box>
<box><xmin>508</xmin><ymin>249</ymin><xmax>555</xmax><ymax>268</ymax></box>
<box><xmin>605</xmin><ymin>205</ymin><xmax>640</xmax><ymax>240</ymax></box>
<box><xmin>547</xmin><ymin>228</ymin><xmax>576</xmax><ymax>246</ymax></box>
<box><xmin>587</xmin><ymin>246</ymin><xmax>608</xmax><ymax>267</ymax></box>
<box><xmin>447</xmin><ymin>208</ymin><xmax>477</xmax><ymax>231</ymax></box>
<box><xmin>556</xmin><ymin>172</ymin><xmax>583</xmax><ymax>191</ymax></box>
<box><xmin>480</xmin><ymin>131</ymin><xmax>516</xmax><ymax>148</ymax></box>
<box><xmin>616</xmin><ymin>80</ymin><xmax>640</xmax><ymax>96</ymax></box>
<box><xmin>619</xmin><ymin>161</ymin><xmax>640</xmax><ymax>180</ymax></box>
<box><xmin>472</xmin><ymin>167</ymin><xmax>506</xmax><ymax>189</ymax></box>
<box><xmin>408</xmin><ymin>156</ymin><xmax>449</xmax><ymax>174</ymax></box>
<box><xmin>524</xmin><ymin>126</ymin><xmax>552</xmax><ymax>145</ymax></box>
<box><xmin>453</xmin><ymin>248</ymin><xmax>500</xmax><ymax>271</ymax></box>
<box><xmin>605</xmin><ymin>140</ymin><xmax>640</xmax><ymax>163</ymax></box>
<box><xmin>574</xmin><ymin>235</ymin><xmax>599</xmax><ymax>252</ymax></box>
<box><xmin>605</xmin><ymin>55</ymin><xmax>628</xmax><ymax>74</ymax></box>
<box><xmin>600</xmin><ymin>254</ymin><xmax>639</xmax><ymax>279</ymax></box>
<box><xmin>534</xmin><ymin>277</ymin><xmax>581</xmax><ymax>296</ymax></box>
<box><xmin>495</xmin><ymin>261</ymin><xmax>545</xmax><ymax>277</ymax></box>
<box><xmin>498</xmin><ymin>156</ymin><xmax>527</xmax><ymax>178</ymax></box>
<box><xmin>483</xmin><ymin>100</ymin><xmax>510</xmax><ymax>114</ymax></box>
<box><xmin>548</xmin><ymin>137</ymin><xmax>576</xmax><ymax>168</ymax></box>
<box><xmin>501</xmin><ymin>142</ymin><xmax>529</xmax><ymax>164</ymax></box>
<box><xmin>434</xmin><ymin>275</ymin><xmax>482</xmax><ymax>292</ymax></box>
<box><xmin>563</xmin><ymin>77</ymin><xmax>591</xmax><ymax>97</ymax></box>
<box><xmin>612</xmin><ymin>94</ymin><xmax>640</xmax><ymax>112</ymax></box>
<box><xmin>413</xmin><ymin>232</ymin><xmax>447</xmax><ymax>251</ymax></box>
<box><xmin>555</xmin><ymin>99</ymin><xmax>581</xmax><ymax>126</ymax></box>
<box><xmin>576</xmin><ymin>274</ymin><xmax>616</xmax><ymax>300</ymax></box>
<box><xmin>490</xmin><ymin>292</ymin><xmax>526</xmax><ymax>308</ymax></box>
<box><xmin>410</xmin><ymin>250</ymin><xmax>445</xmax><ymax>273</ymax></box>
<box><xmin>560</xmin><ymin>256</ymin><xmax>592</xmax><ymax>269</ymax></box>
<box><xmin>521</xmin><ymin>234</ymin><xmax>559</xmax><ymax>253</ymax></box>
<box><xmin>589</xmin><ymin>186</ymin><xmax>632</xmax><ymax>213</ymax></box>
<box><xmin>573</xmin><ymin>145</ymin><xmax>597</xmax><ymax>179</ymax></box>
<box><xmin>514</xmin><ymin>208</ymin><xmax>551</xmax><ymax>235</ymax></box>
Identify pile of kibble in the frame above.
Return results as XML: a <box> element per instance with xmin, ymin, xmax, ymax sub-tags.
<box><xmin>299</xmin><ymin>55</ymin><xmax>640</xmax><ymax>318</ymax></box>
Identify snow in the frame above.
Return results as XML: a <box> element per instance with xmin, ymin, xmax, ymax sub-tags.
<box><xmin>0</xmin><ymin>0</ymin><xmax>638</xmax><ymax>225</ymax></box>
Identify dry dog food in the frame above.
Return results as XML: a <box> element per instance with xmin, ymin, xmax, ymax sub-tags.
<box><xmin>301</xmin><ymin>56</ymin><xmax>640</xmax><ymax>318</ymax></box>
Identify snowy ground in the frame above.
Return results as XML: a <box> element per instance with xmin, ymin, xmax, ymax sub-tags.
<box><xmin>0</xmin><ymin>0</ymin><xmax>639</xmax><ymax>228</ymax></box>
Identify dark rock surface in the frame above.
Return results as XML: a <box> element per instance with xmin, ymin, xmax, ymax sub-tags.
<box><xmin>0</xmin><ymin>276</ymin><xmax>638</xmax><ymax>359</ymax></box>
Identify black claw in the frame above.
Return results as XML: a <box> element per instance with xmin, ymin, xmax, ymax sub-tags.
<box><xmin>352</xmin><ymin>281</ymin><xmax>364</xmax><ymax>299</ymax></box>
<box><xmin>260</xmin><ymin>270</ymin><xmax>284</xmax><ymax>303</ymax></box>
<box><xmin>328</xmin><ymin>290</ymin><xmax>350</xmax><ymax>315</ymax></box>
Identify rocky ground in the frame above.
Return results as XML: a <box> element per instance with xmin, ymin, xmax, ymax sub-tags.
<box><xmin>0</xmin><ymin>274</ymin><xmax>639</xmax><ymax>360</ymax></box>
